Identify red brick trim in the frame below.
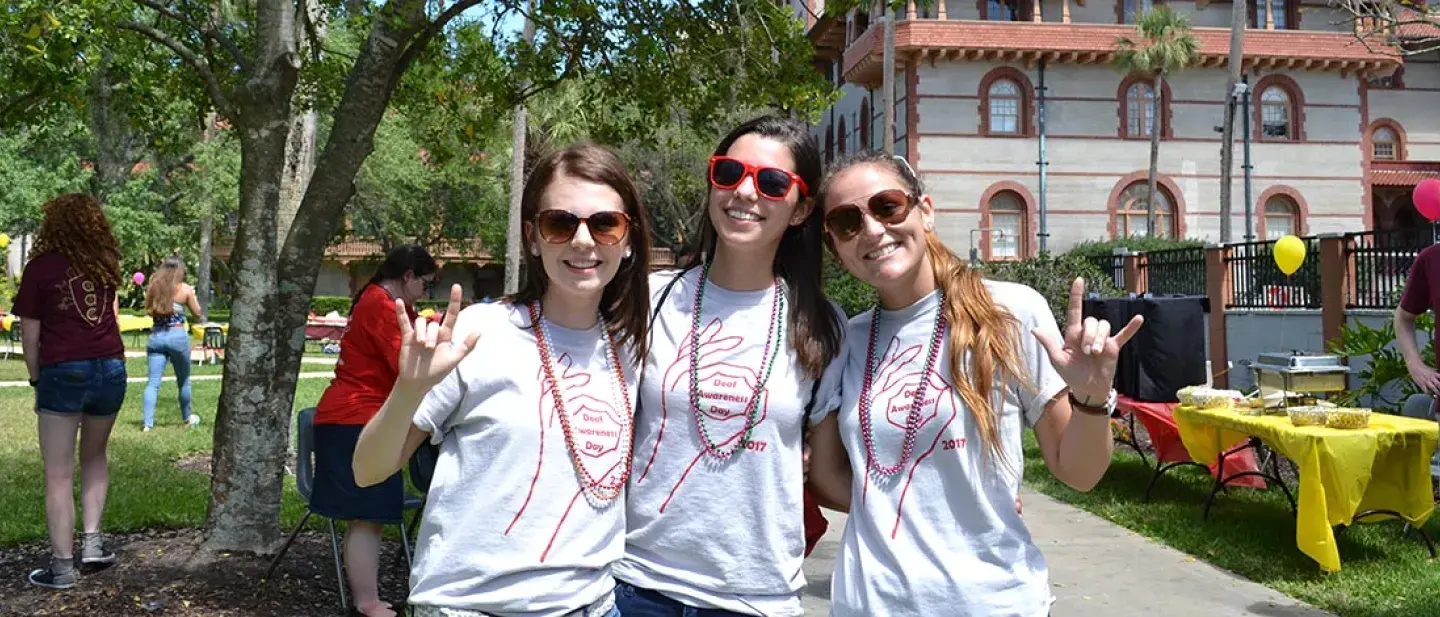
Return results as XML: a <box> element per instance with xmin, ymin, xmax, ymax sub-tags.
<box><xmin>978</xmin><ymin>181</ymin><xmax>1037</xmax><ymax>259</ymax></box>
<box><xmin>1367</xmin><ymin>117</ymin><xmax>1408</xmax><ymax>161</ymax></box>
<box><xmin>978</xmin><ymin>66</ymin><xmax>1035</xmax><ymax>137</ymax></box>
<box><xmin>1360</xmin><ymin>75</ymin><xmax>1374</xmax><ymax>230</ymax></box>
<box><xmin>1252</xmin><ymin>73</ymin><xmax>1306</xmax><ymax>142</ymax></box>
<box><xmin>1106</xmin><ymin>170</ymin><xmax>1188</xmax><ymax>238</ymax></box>
<box><xmin>1255</xmin><ymin>185</ymin><xmax>1310</xmax><ymax>237</ymax></box>
<box><xmin>1117</xmin><ymin>73</ymin><xmax>1174</xmax><ymax>139</ymax></box>
<box><xmin>906</xmin><ymin>64</ymin><xmax>921</xmax><ymax>165</ymax></box>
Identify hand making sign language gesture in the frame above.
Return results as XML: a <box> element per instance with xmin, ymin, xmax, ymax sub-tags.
<box><xmin>1031</xmin><ymin>278</ymin><xmax>1145</xmax><ymax>407</ymax></box>
<box><xmin>394</xmin><ymin>284</ymin><xmax>482</xmax><ymax>392</ymax></box>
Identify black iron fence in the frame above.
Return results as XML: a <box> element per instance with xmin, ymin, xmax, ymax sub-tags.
<box><xmin>1345</xmin><ymin>228</ymin><xmax>1433</xmax><ymax>309</ymax></box>
<box><xmin>1088</xmin><ymin>254</ymin><xmax>1126</xmax><ymax>290</ymax></box>
<box><xmin>1142</xmin><ymin>247</ymin><xmax>1207</xmax><ymax>296</ymax></box>
<box><xmin>1225</xmin><ymin>237</ymin><xmax>1322</xmax><ymax>309</ymax></box>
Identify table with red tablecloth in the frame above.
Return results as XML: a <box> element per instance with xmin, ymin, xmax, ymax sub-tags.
<box><xmin>305</xmin><ymin>317</ymin><xmax>349</xmax><ymax>341</ymax></box>
<box><xmin>1115</xmin><ymin>395</ymin><xmax>1266</xmax><ymax>500</ymax></box>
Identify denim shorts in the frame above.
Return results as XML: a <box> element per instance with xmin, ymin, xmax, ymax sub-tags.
<box><xmin>35</xmin><ymin>358</ymin><xmax>128</xmax><ymax>417</ymax></box>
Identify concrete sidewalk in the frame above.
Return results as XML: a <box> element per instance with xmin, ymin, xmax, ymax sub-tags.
<box><xmin>0</xmin><ymin>371</ymin><xmax>335</xmax><ymax>388</ymax></box>
<box><xmin>799</xmin><ymin>488</ymin><xmax>1333</xmax><ymax>616</ymax></box>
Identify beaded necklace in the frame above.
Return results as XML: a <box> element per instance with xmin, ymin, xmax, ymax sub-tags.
<box><xmin>529</xmin><ymin>301</ymin><xmax>633</xmax><ymax>503</ymax></box>
<box><xmin>857</xmin><ymin>293</ymin><xmax>948</xmax><ymax>476</ymax></box>
<box><xmin>688</xmin><ymin>262</ymin><xmax>785</xmax><ymax>460</ymax></box>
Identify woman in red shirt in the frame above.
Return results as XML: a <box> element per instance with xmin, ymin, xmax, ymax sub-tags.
<box><xmin>312</xmin><ymin>245</ymin><xmax>438</xmax><ymax>617</ymax></box>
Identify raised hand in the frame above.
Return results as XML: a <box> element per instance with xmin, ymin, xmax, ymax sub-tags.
<box><xmin>395</xmin><ymin>284</ymin><xmax>480</xmax><ymax>392</ymax></box>
<box><xmin>1032</xmin><ymin>278</ymin><xmax>1144</xmax><ymax>406</ymax></box>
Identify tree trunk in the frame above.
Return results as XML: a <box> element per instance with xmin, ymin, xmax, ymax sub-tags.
<box><xmin>88</xmin><ymin>52</ymin><xmax>139</xmax><ymax>202</ymax></box>
<box><xmin>203</xmin><ymin>0</ymin><xmax>302</xmax><ymax>553</ymax></box>
<box><xmin>1219</xmin><ymin>0</ymin><xmax>1246</xmax><ymax>243</ymax></box>
<box><xmin>882</xmin><ymin>4</ymin><xmax>895</xmax><ymax>155</ymax></box>
<box><xmin>198</xmin><ymin>112</ymin><xmax>218</xmax><ymax>322</ymax></box>
<box><xmin>277</xmin><ymin>111</ymin><xmax>318</xmax><ymax>248</ymax></box>
<box><xmin>1147</xmin><ymin>72</ymin><xmax>1162</xmax><ymax>238</ymax></box>
<box><xmin>504</xmin><ymin>0</ymin><xmax>536</xmax><ymax>295</ymax></box>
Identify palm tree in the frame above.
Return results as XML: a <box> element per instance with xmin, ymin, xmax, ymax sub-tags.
<box><xmin>1115</xmin><ymin>7</ymin><xmax>1200</xmax><ymax>237</ymax></box>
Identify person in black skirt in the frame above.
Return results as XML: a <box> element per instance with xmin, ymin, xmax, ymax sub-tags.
<box><xmin>311</xmin><ymin>246</ymin><xmax>437</xmax><ymax>617</ymax></box>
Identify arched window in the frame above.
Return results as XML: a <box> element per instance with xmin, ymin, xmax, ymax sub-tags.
<box><xmin>1262</xmin><ymin>195</ymin><xmax>1299</xmax><ymax>240</ymax></box>
<box><xmin>859</xmin><ymin>98</ymin><xmax>871</xmax><ymax>151</ymax></box>
<box><xmin>837</xmin><ymin>116</ymin><xmax>847</xmax><ymax>156</ymax></box>
<box><xmin>1259</xmin><ymin>86</ymin><xmax>1296</xmax><ymax>140</ymax></box>
<box><xmin>1373</xmin><ymin>126</ymin><xmax>1399</xmax><ymax>160</ymax></box>
<box><xmin>1116</xmin><ymin>182</ymin><xmax>1175</xmax><ymax>238</ymax></box>
<box><xmin>988</xmin><ymin>80</ymin><xmax>1022</xmax><ymax>135</ymax></box>
<box><xmin>1251</xmin><ymin>0</ymin><xmax>1294</xmax><ymax>29</ymax></box>
<box><xmin>1125</xmin><ymin>82</ymin><xmax>1156</xmax><ymax>138</ymax></box>
<box><xmin>988</xmin><ymin>191</ymin><xmax>1027</xmax><ymax>259</ymax></box>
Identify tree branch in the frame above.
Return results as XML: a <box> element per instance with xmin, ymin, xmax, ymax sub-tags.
<box><xmin>390</xmin><ymin>0</ymin><xmax>488</xmax><ymax>83</ymax></box>
<box><xmin>117</xmin><ymin>21</ymin><xmax>236</xmax><ymax>119</ymax></box>
<box><xmin>133</xmin><ymin>0</ymin><xmax>249</xmax><ymax>70</ymax></box>
<box><xmin>0</xmin><ymin>82</ymin><xmax>49</xmax><ymax>127</ymax></box>
<box><xmin>1331</xmin><ymin>0</ymin><xmax>1439</xmax><ymax>57</ymax></box>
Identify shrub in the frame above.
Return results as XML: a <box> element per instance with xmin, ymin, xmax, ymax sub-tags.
<box><xmin>980</xmin><ymin>253</ymin><xmax>1125</xmax><ymax>329</ymax></box>
<box><xmin>1328</xmin><ymin>311</ymin><xmax>1434</xmax><ymax>411</ymax></box>
<box><xmin>822</xmin><ymin>253</ymin><xmax>878</xmax><ymax>318</ymax></box>
<box><xmin>1066</xmin><ymin>236</ymin><xmax>1204</xmax><ymax>259</ymax></box>
<box><xmin>311</xmin><ymin>295</ymin><xmax>353</xmax><ymax>316</ymax></box>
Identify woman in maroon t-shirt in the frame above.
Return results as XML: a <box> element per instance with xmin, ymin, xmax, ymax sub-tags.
<box><xmin>12</xmin><ymin>194</ymin><xmax>128</xmax><ymax>590</ymax></box>
<box><xmin>312</xmin><ymin>245</ymin><xmax>437</xmax><ymax>617</ymax></box>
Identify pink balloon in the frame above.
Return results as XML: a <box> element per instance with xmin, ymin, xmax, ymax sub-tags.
<box><xmin>133</xmin><ymin>272</ymin><xmax>146</xmax><ymax>286</ymax></box>
<box><xmin>1416</xmin><ymin>179</ymin><xmax>1440</xmax><ymax>222</ymax></box>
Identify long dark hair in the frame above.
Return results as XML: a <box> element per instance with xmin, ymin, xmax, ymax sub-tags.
<box><xmin>817</xmin><ymin>151</ymin><xmax>1030</xmax><ymax>465</ymax></box>
<box><xmin>353</xmin><ymin>245</ymin><xmax>438</xmax><ymax>308</ymax></box>
<box><xmin>680</xmin><ymin>115</ymin><xmax>841</xmax><ymax>380</ymax></box>
<box><xmin>145</xmin><ymin>255</ymin><xmax>186</xmax><ymax>318</ymax></box>
<box><xmin>511</xmin><ymin>142</ymin><xmax>653</xmax><ymax>360</ymax></box>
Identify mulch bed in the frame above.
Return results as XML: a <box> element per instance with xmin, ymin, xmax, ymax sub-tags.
<box><xmin>0</xmin><ymin>528</ymin><xmax>411</xmax><ymax>616</ymax></box>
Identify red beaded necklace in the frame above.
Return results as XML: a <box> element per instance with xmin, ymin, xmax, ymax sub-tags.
<box><xmin>529</xmin><ymin>301</ymin><xmax>633</xmax><ymax>502</ymax></box>
<box><xmin>857</xmin><ymin>293</ymin><xmax>948</xmax><ymax>476</ymax></box>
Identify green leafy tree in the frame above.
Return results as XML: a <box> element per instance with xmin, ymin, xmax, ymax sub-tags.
<box><xmin>1115</xmin><ymin>7</ymin><xmax>1199</xmax><ymax>238</ymax></box>
<box><xmin>23</xmin><ymin>0</ymin><xmax>837</xmax><ymax>551</ymax></box>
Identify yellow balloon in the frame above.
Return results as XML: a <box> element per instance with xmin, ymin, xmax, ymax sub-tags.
<box><xmin>0</xmin><ymin>234</ymin><xmax>10</xmax><ymax>249</ymax></box>
<box><xmin>1273</xmin><ymin>234</ymin><xmax>1306</xmax><ymax>276</ymax></box>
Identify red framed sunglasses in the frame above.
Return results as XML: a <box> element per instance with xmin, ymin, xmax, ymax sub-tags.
<box><xmin>823</xmin><ymin>189</ymin><xmax>919</xmax><ymax>241</ymax></box>
<box><xmin>708</xmin><ymin>156</ymin><xmax>809</xmax><ymax>200</ymax></box>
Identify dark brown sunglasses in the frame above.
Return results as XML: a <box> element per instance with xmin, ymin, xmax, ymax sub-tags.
<box><xmin>823</xmin><ymin>189</ymin><xmax>918</xmax><ymax>241</ymax></box>
<box><xmin>535</xmin><ymin>210</ymin><xmax>631</xmax><ymax>245</ymax></box>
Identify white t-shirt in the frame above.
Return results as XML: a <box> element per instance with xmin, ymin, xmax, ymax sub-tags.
<box><xmin>616</xmin><ymin>268</ymin><xmax>846</xmax><ymax>617</ymax></box>
<box><xmin>831</xmin><ymin>282</ymin><xmax>1067</xmax><ymax>617</ymax></box>
<box><xmin>408</xmin><ymin>301</ymin><xmax>634</xmax><ymax>616</ymax></box>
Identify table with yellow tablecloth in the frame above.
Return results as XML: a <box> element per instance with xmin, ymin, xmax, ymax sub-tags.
<box><xmin>1174</xmin><ymin>404</ymin><xmax>1438</xmax><ymax>571</ymax></box>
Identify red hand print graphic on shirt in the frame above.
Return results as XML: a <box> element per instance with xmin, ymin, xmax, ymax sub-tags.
<box><xmin>634</xmin><ymin>318</ymin><xmax>769</xmax><ymax>513</ymax></box>
<box><xmin>860</xmin><ymin>336</ymin><xmax>958</xmax><ymax>539</ymax></box>
<box><xmin>508</xmin><ymin>352</ymin><xmax>627</xmax><ymax>562</ymax></box>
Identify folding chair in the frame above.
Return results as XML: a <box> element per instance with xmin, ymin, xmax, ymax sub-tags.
<box><xmin>263</xmin><ymin>408</ymin><xmax>424</xmax><ymax>613</ymax></box>
<box><xmin>196</xmin><ymin>326</ymin><xmax>225</xmax><ymax>366</ymax></box>
<box><xmin>4</xmin><ymin>317</ymin><xmax>19</xmax><ymax>361</ymax></box>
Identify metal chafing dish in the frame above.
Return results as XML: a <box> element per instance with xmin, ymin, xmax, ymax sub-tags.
<box><xmin>1250</xmin><ymin>352</ymin><xmax>1350</xmax><ymax>409</ymax></box>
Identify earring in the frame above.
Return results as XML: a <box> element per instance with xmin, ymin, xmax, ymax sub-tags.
<box><xmin>623</xmin><ymin>248</ymin><xmax>633</xmax><ymax>259</ymax></box>
<box><xmin>530</xmin><ymin>246</ymin><xmax>540</xmax><ymax>256</ymax></box>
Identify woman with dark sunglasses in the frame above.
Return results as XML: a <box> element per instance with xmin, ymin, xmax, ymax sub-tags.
<box><xmin>804</xmin><ymin>152</ymin><xmax>1143</xmax><ymax>616</ymax></box>
<box><xmin>353</xmin><ymin>143</ymin><xmax>652</xmax><ymax>617</ymax></box>
<box><xmin>311</xmin><ymin>244</ymin><xmax>437</xmax><ymax>617</ymax></box>
<box><xmin>615</xmin><ymin>115</ymin><xmax>846</xmax><ymax>617</ymax></box>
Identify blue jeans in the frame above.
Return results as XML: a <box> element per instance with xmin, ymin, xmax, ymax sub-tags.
<box><xmin>143</xmin><ymin>327</ymin><xmax>192</xmax><ymax>428</ymax></box>
<box><xmin>614</xmin><ymin>582</ymin><xmax>750</xmax><ymax>617</ymax></box>
<box><xmin>35</xmin><ymin>358</ymin><xmax>127</xmax><ymax>416</ymax></box>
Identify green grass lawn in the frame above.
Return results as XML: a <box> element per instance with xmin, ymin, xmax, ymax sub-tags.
<box><xmin>0</xmin><ymin>378</ymin><xmax>331</xmax><ymax>546</ymax></box>
<box><xmin>0</xmin><ymin>356</ymin><xmax>227</xmax><ymax>383</ymax></box>
<box><xmin>1023</xmin><ymin>432</ymin><xmax>1440</xmax><ymax>617</ymax></box>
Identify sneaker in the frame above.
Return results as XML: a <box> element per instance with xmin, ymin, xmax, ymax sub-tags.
<box><xmin>28</xmin><ymin>556</ymin><xmax>76</xmax><ymax>590</ymax></box>
<box><xmin>142</xmin><ymin>426</ymin><xmax>152</xmax><ymax>432</ymax></box>
<box><xmin>79</xmin><ymin>533</ymin><xmax>115</xmax><ymax>565</ymax></box>
<box><xmin>187</xmin><ymin>414</ymin><xmax>201</xmax><ymax>427</ymax></box>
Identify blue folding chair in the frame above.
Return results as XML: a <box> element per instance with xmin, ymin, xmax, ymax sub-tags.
<box><xmin>263</xmin><ymin>407</ymin><xmax>429</xmax><ymax>613</ymax></box>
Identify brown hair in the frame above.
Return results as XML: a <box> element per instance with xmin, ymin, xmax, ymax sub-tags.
<box><xmin>679</xmin><ymin>115</ymin><xmax>842</xmax><ymax>380</ymax></box>
<box><xmin>30</xmin><ymin>193</ymin><xmax>122</xmax><ymax>288</ymax></box>
<box><xmin>819</xmin><ymin>152</ymin><xmax>1031</xmax><ymax>464</ymax></box>
<box><xmin>145</xmin><ymin>255</ymin><xmax>187</xmax><ymax>318</ymax></box>
<box><xmin>511</xmin><ymin>143</ymin><xmax>653</xmax><ymax>360</ymax></box>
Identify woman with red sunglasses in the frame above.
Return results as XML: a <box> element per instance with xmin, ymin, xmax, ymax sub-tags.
<box><xmin>353</xmin><ymin>143</ymin><xmax>652</xmax><ymax>617</ymax></box>
<box><xmin>615</xmin><ymin>115</ymin><xmax>847</xmax><ymax>617</ymax></box>
<box><xmin>804</xmin><ymin>152</ymin><xmax>1143</xmax><ymax>616</ymax></box>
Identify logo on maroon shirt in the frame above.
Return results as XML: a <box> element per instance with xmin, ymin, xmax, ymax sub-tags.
<box><xmin>56</xmin><ymin>267</ymin><xmax>108</xmax><ymax>325</ymax></box>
